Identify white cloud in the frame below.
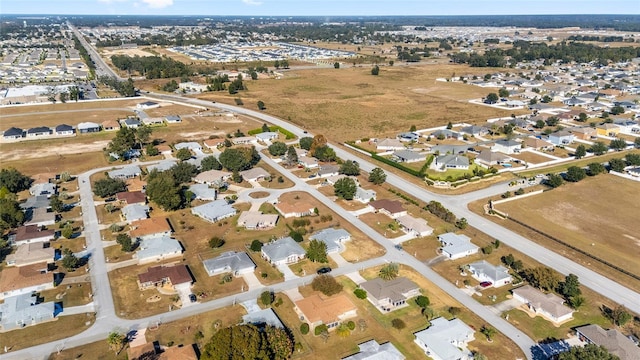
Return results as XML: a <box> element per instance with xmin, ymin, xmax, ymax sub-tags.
<box><xmin>140</xmin><ymin>0</ymin><xmax>174</xmax><ymax>8</ymax></box>
<box><xmin>242</xmin><ymin>0</ymin><xmax>263</xmax><ymax>5</ymax></box>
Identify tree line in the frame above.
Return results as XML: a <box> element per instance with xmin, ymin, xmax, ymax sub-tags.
<box><xmin>110</xmin><ymin>54</ymin><xmax>191</xmax><ymax>79</ymax></box>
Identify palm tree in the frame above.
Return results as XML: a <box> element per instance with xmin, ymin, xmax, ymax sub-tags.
<box><xmin>336</xmin><ymin>323</ymin><xmax>351</xmax><ymax>338</ymax></box>
<box><xmin>379</xmin><ymin>263</ymin><xmax>399</xmax><ymax>281</ymax></box>
<box><xmin>480</xmin><ymin>325</ymin><xmax>496</xmax><ymax>342</ymax></box>
<box><xmin>107</xmin><ymin>331</ymin><xmax>125</xmax><ymax>354</ymax></box>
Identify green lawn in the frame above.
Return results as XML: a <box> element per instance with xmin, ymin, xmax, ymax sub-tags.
<box><xmin>426</xmin><ymin>164</ymin><xmax>481</xmax><ymax>181</ymax></box>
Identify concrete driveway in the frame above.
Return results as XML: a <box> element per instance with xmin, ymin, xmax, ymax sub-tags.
<box><xmin>242</xmin><ymin>272</ymin><xmax>264</xmax><ymax>291</ymax></box>
<box><xmin>277</xmin><ymin>264</ymin><xmax>299</xmax><ymax>280</ymax></box>
<box><xmin>174</xmin><ymin>283</ymin><xmax>194</xmax><ymax>307</ymax></box>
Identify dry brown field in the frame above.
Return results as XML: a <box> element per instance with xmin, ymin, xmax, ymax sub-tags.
<box><xmin>494</xmin><ymin>174</ymin><xmax>640</xmax><ymax>286</ymax></box>
<box><xmin>510</xmin><ymin>151</ymin><xmax>556</xmax><ymax>164</ymax></box>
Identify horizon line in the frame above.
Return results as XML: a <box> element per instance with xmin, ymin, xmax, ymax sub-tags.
<box><xmin>2</xmin><ymin>13</ymin><xmax>640</xmax><ymax>17</ymax></box>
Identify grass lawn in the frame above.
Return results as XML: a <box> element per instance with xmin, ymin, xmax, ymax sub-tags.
<box><xmin>0</xmin><ymin>151</ymin><xmax>110</xmax><ymax>176</ymax></box>
<box><xmin>511</xmin><ymin>151</ymin><xmax>556</xmax><ymax>164</ymax></box>
<box><xmin>516</xmin><ymin>149</ymin><xmax>639</xmax><ymax>178</ymax></box>
<box><xmin>257</xmin><ymin>162</ymin><xmax>295</xmax><ymax>189</ymax></box>
<box><xmin>38</xmin><ymin>281</ymin><xmax>93</xmax><ymax>308</ymax></box>
<box><xmin>425</xmin><ymin>163</ymin><xmax>482</xmax><ymax>181</ymax></box>
<box><xmin>0</xmin><ymin>313</ymin><xmax>95</xmax><ymax>353</ymax></box>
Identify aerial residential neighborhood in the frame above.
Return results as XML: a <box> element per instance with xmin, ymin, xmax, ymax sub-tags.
<box><xmin>0</xmin><ymin>4</ymin><xmax>639</xmax><ymax>360</ymax></box>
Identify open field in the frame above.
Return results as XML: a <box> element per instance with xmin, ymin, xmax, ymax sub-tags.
<box><xmin>497</xmin><ymin>174</ymin><xmax>640</xmax><ymax>279</ymax></box>
<box><xmin>0</xmin><ymin>313</ymin><xmax>95</xmax><ymax>353</ymax></box>
<box><xmin>510</xmin><ymin>151</ymin><xmax>556</xmax><ymax>164</ymax></box>
<box><xmin>190</xmin><ymin>64</ymin><xmax>527</xmax><ymax>143</ymax></box>
<box><xmin>0</xmin><ymin>109</ymin><xmax>132</xmax><ymax>129</ymax></box>
<box><xmin>0</xmin><ymin>151</ymin><xmax>110</xmax><ymax>175</ymax></box>
<box><xmin>516</xmin><ymin>149</ymin><xmax>640</xmax><ymax>178</ymax></box>
<box><xmin>0</xmin><ymin>99</ymin><xmax>142</xmax><ymax>115</ymax></box>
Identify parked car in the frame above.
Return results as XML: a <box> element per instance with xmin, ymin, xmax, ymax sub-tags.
<box><xmin>189</xmin><ymin>294</ymin><xmax>197</xmax><ymax>303</ymax></box>
<box><xmin>317</xmin><ymin>267</ymin><xmax>332</xmax><ymax>274</ymax></box>
<box><xmin>479</xmin><ymin>281</ymin><xmax>493</xmax><ymax>288</ymax></box>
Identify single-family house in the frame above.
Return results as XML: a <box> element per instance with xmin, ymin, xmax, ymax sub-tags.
<box><xmin>232</xmin><ymin>136</ymin><xmax>256</xmax><ymax>145</ymax></box>
<box><xmin>3</xmin><ymin>127</ymin><xmax>24</xmax><ymax>140</ymax></box>
<box><xmin>475</xmin><ymin>150</ymin><xmax>511</xmax><ymax>167</ymax></box>
<box><xmin>342</xmin><ymin>340</ymin><xmax>405</xmax><ymax>360</ymax></box>
<box><xmin>135</xmin><ymin>235</ymin><xmax>183</xmax><ymax>264</ymax></box>
<box><xmin>121</xmin><ymin>204</ymin><xmax>150</xmax><ymax>222</ymax></box>
<box><xmin>174</xmin><ymin>142</ymin><xmax>202</xmax><ymax>152</ymax></box>
<box><xmin>137</xmin><ymin>264</ymin><xmax>192</xmax><ymax>291</ymax></box>
<box><xmin>547</xmin><ymin>131</ymin><xmax>575</xmax><ymax>146</ymax></box>
<box><xmin>77</xmin><ymin>122</ymin><xmax>101</xmax><ymax>134</ymax></box>
<box><xmin>155</xmin><ymin>144</ymin><xmax>173</xmax><ymax>155</ymax></box>
<box><xmin>20</xmin><ymin>195</ymin><xmax>51</xmax><ymax>211</ymax></box>
<box><xmin>8</xmin><ymin>225</ymin><xmax>55</xmax><ymax>246</ymax></box>
<box><xmin>0</xmin><ymin>262</ymin><xmax>53</xmax><ymax>300</ymax></box>
<box><xmin>522</xmin><ymin>137</ymin><xmax>554</xmax><ymax>151</ymax></box>
<box><xmin>108</xmin><ymin>165</ymin><xmax>142</xmax><ymax>180</ymax></box>
<box><xmin>242</xmin><ymin>308</ymin><xmax>285</xmax><ymax>330</ymax></box>
<box><xmin>101</xmin><ymin>119</ymin><xmax>120</xmax><ymax>132</ymax></box>
<box><xmin>438</xmin><ymin>233</ymin><xmax>479</xmax><ymax>260</ymax></box>
<box><xmin>116</xmin><ymin>191</ymin><xmax>146</xmax><ymax>205</ymax></box>
<box><xmin>431</xmin><ymin>129</ymin><xmax>462</xmax><ymax>140</ymax></box>
<box><xmin>575</xmin><ymin>324</ymin><xmax>640</xmax><ymax>360</ymax></box>
<box><xmin>237</xmin><ymin>211</ymin><xmax>279</xmax><ymax>230</ymax></box>
<box><xmin>392</xmin><ymin>150</ymin><xmax>424</xmax><ymax>163</ymax></box>
<box><xmin>360</xmin><ymin>277</ymin><xmax>421</xmax><ymax>312</ymax></box>
<box><xmin>24</xmin><ymin>208</ymin><xmax>56</xmax><ymax>227</ymax></box>
<box><xmin>29</xmin><ymin>182</ymin><xmax>56</xmax><ymax>197</ymax></box>
<box><xmin>492</xmin><ymin>139</ymin><xmax>521</xmax><ymax>154</ymax></box>
<box><xmin>142</xmin><ymin>117</ymin><xmax>163</xmax><ymax>126</ymax></box>
<box><xmin>413</xmin><ymin>317</ymin><xmax>475</xmax><ymax>360</ymax></box>
<box><xmin>460</xmin><ymin>125</ymin><xmax>489</xmax><ymax>136</ymax></box>
<box><xmin>397</xmin><ymin>132</ymin><xmax>419</xmax><ymax>142</ymax></box>
<box><xmin>164</xmin><ymin>115</ymin><xmax>182</xmax><ymax>124</ymax></box>
<box><xmin>368</xmin><ymin>199</ymin><xmax>407</xmax><ymax>219</ymax></box>
<box><xmin>318</xmin><ymin>164</ymin><xmax>340</xmax><ymax>178</ymax></box>
<box><xmin>596</xmin><ymin>123</ymin><xmax>621</xmax><ymax>137</ymax></box>
<box><xmin>274</xmin><ymin>199</ymin><xmax>315</xmax><ymax>218</ymax></box>
<box><xmin>240</xmin><ymin>167</ymin><xmax>270</xmax><ymax>182</ymax></box>
<box><xmin>627</xmin><ymin>167</ymin><xmax>640</xmax><ymax>177</ymax></box>
<box><xmin>0</xmin><ymin>293</ymin><xmax>56</xmax><ymax>331</ymax></box>
<box><xmin>6</xmin><ymin>243</ymin><xmax>55</xmax><ymax>267</ymax></box>
<box><xmin>129</xmin><ymin>217</ymin><xmax>172</xmax><ymax>239</ymax></box>
<box><xmin>294</xmin><ymin>294</ymin><xmax>357</xmax><ymax>331</ymax></box>
<box><xmin>146</xmin><ymin>160</ymin><xmax>176</xmax><ymax>173</ymax></box>
<box><xmin>255</xmin><ymin>132</ymin><xmax>279</xmax><ymax>143</ymax></box>
<box><xmin>121</xmin><ymin>118</ymin><xmax>142</xmax><ymax>129</ymax></box>
<box><xmin>54</xmin><ymin>124</ymin><xmax>74</xmax><ymax>136</ymax></box>
<box><xmin>295</xmin><ymin>147</ymin><xmax>308</xmax><ymax>157</ymax></box>
<box><xmin>191</xmin><ymin>200</ymin><xmax>237</xmax><ymax>223</ymax></box>
<box><xmin>512</xmin><ymin>285</ymin><xmax>574</xmax><ymax>324</ymax></box>
<box><xmin>203</xmin><ymin>138</ymin><xmax>225</xmax><ymax>149</ymax></box>
<box><xmin>261</xmin><ymin>237</ymin><xmax>306</xmax><ymax>265</ymax></box>
<box><xmin>126</xmin><ymin>178</ymin><xmax>147</xmax><ymax>192</ymax></box>
<box><xmin>434</xmin><ymin>154</ymin><xmax>470</xmax><ymax>171</ymax></box>
<box><xmin>136</xmin><ymin>101</ymin><xmax>160</xmax><ymax>110</ymax></box>
<box><xmin>396</xmin><ymin>215</ymin><xmax>433</xmax><ymax>237</ymax></box>
<box><xmin>188</xmin><ymin>183</ymin><xmax>217</xmax><ymax>201</ymax></box>
<box><xmin>467</xmin><ymin>260</ymin><xmax>512</xmax><ymax>288</ymax></box>
<box><xmin>324</xmin><ymin>174</ymin><xmax>350</xmax><ymax>186</ymax></box>
<box><xmin>569</xmin><ymin>126</ymin><xmax>597</xmax><ymax>140</ymax></box>
<box><xmin>26</xmin><ymin>126</ymin><xmax>52</xmax><ymax>138</ymax></box>
<box><xmin>564</xmin><ymin>96</ymin><xmax>586</xmax><ymax>107</ymax></box>
<box><xmin>202</xmin><ymin>251</ymin><xmax>255</xmax><ymax>277</ymax></box>
<box><xmin>309</xmin><ymin>228</ymin><xmax>351</xmax><ymax>253</ymax></box>
<box><xmin>376</xmin><ymin>138</ymin><xmax>405</xmax><ymax>151</ymax></box>
<box><xmin>354</xmin><ymin>187</ymin><xmax>376</xmax><ymax>203</ymax></box>
<box><xmin>430</xmin><ymin>144</ymin><xmax>468</xmax><ymax>155</ymax></box>
<box><xmin>298</xmin><ymin>155</ymin><xmax>319</xmax><ymax>169</ymax></box>
<box><xmin>194</xmin><ymin>169</ymin><xmax>231</xmax><ymax>187</ymax></box>
<box><xmin>613</xmin><ymin>119</ymin><xmax>640</xmax><ymax>135</ymax></box>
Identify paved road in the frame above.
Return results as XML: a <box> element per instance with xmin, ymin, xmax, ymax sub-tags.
<box><xmin>0</xmin><ymin>108</ymin><xmax>136</xmax><ymax>118</ymax></box>
<box><xmin>67</xmin><ymin>22</ymin><xmax>124</xmax><ymax>81</ymax></box>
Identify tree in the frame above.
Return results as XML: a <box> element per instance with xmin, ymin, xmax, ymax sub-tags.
<box><xmin>391</xmin><ymin>318</ymin><xmax>406</xmax><ymax>330</ymax></box>
<box><xmin>480</xmin><ymin>326</ymin><xmax>496</xmax><ymax>341</ymax></box>
<box><xmin>116</xmin><ymin>234</ymin><xmax>134</xmax><ymax>252</ymax></box>
<box><xmin>49</xmin><ymin>195</ymin><xmax>65</xmax><ymax>213</ymax></box>
<box><xmin>587</xmin><ymin>162</ymin><xmax>606</xmax><ymax>176</ymax></box>
<box><xmin>523</xmin><ymin>267</ymin><xmax>561</xmax><ymax>291</ymax></box>
<box><xmin>334</xmin><ymin>177</ymin><xmax>357</xmax><ymax>200</ymax></box>
<box><xmin>146</xmin><ymin>172</ymin><xmax>182</xmax><ymax>211</ymax></box>
<box><xmin>574</xmin><ymin>145</ymin><xmax>587</xmax><ymax>159</ymax></box>
<box><xmin>534</xmin><ymin>119</ymin><xmax>546</xmax><ymax>129</ymax></box>
<box><xmin>306</xmin><ymin>239</ymin><xmax>328</xmax><ymax>263</ymax></box>
<box><xmin>559</xmin><ymin>274</ymin><xmax>581</xmax><ymax>299</ymax></box>
<box><xmin>578</xmin><ymin>112</ymin><xmax>589</xmax><ymax>122</ymax></box>
<box><xmin>261</xmin><ymin>123</ymin><xmax>270</xmax><ymax>133</ymax></box>
<box><xmin>569</xmin><ymin>295</ymin><xmax>585</xmax><ymax>309</ymax></box>
<box><xmin>415</xmin><ymin>295</ymin><xmax>430</xmax><ymax>308</ymax></box>
<box><xmin>106</xmin><ymin>127</ymin><xmax>136</xmax><ymax>159</ymax></box>
<box><xmin>300</xmin><ymin>323</ymin><xmax>309</xmax><ymax>335</ymax></box>
<box><xmin>268</xmin><ymin>142</ymin><xmax>287</xmax><ymax>156</ymax></box>
<box><xmin>371</xmin><ymin>65</ymin><xmax>380</xmax><ymax>75</ymax></box>
<box><xmin>0</xmin><ymin>198</ymin><xmax>25</xmax><ymax>232</ymax></box>
<box><xmin>175</xmin><ymin>148</ymin><xmax>192</xmax><ymax>161</ymax></box>
<box><xmin>545</xmin><ymin>116</ymin><xmax>559</xmax><ymax>126</ymax></box>
<box><xmin>260</xmin><ymin>291</ymin><xmax>274</xmax><ymax>306</ymax></box>
<box><xmin>608</xmin><ymin>158</ymin><xmax>626</xmax><ymax>173</ymax></box>
<box><xmin>609</xmin><ymin>305</ymin><xmax>632</xmax><ymax>326</ymax></box>
<box><xmin>545</xmin><ymin>173</ymin><xmax>564</xmax><ymax>188</ymax></box>
<box><xmin>299</xmin><ymin>137</ymin><xmax>313</xmax><ymax>151</ymax></box>
<box><xmin>62</xmin><ymin>248</ymin><xmax>80</xmax><ymax>271</ymax></box>
<box><xmin>589</xmin><ymin>141</ymin><xmax>608</xmax><ymax>155</ymax></box>
<box><xmin>334</xmin><ymin>62</ymin><xmax>340</xmax><ymax>69</ymax></box>
<box><xmin>201</xmin><ymin>156</ymin><xmax>222</xmax><ymax>171</ymax></box>
<box><xmin>209</xmin><ymin>236</ymin><xmax>225</xmax><ymax>249</ymax></box>
<box><xmin>610</xmin><ymin>105</ymin><xmax>625</xmax><ymax>115</ymax></box>
<box><xmin>626</xmin><ymin>153</ymin><xmax>640</xmax><ymax>166</ymax></box>
<box><xmin>368</xmin><ymin>167</ymin><xmax>386</xmax><ymax>185</ymax></box>
<box><xmin>170</xmin><ymin>162</ymin><xmax>197</xmax><ymax>183</ymax></box>
<box><xmin>485</xmin><ymin>92</ymin><xmax>499</xmax><ymax>104</ymax></box>
<box><xmin>635</xmin><ymin>137</ymin><xmax>640</xmax><ymax>149</ymax></box>
<box><xmin>379</xmin><ymin>263</ymin><xmax>399</xmax><ymax>281</ymax></box>
<box><xmin>311</xmin><ymin>275</ymin><xmax>343</xmax><ymax>296</ymax></box>
<box><xmin>201</xmin><ymin>324</ymin><xmax>293</xmax><ymax>360</ymax></box>
<box><xmin>93</xmin><ymin>178</ymin><xmax>126</xmax><ymax>198</ymax></box>
<box><xmin>145</xmin><ymin>144</ymin><xmax>159</xmax><ymax>156</ymax></box>
<box><xmin>312</xmin><ymin>145</ymin><xmax>337</xmax><ymax>162</ymax></box>
<box><xmin>0</xmin><ymin>168</ymin><xmax>32</xmax><ymax>193</ymax></box>
<box><xmin>257</xmin><ymin>100</ymin><xmax>266</xmax><ymax>110</ymax></box>
<box><xmin>219</xmin><ymin>147</ymin><xmax>260</xmax><ymax>172</ymax></box>
<box><xmin>62</xmin><ymin>223</ymin><xmax>74</xmax><ymax>239</ymax></box>
<box><xmin>541</xmin><ymin>95</ymin><xmax>552</xmax><ymax>103</ymax></box>
<box><xmin>107</xmin><ymin>331</ymin><xmax>126</xmax><ymax>355</ymax></box>
<box><xmin>565</xmin><ymin>166</ymin><xmax>586</xmax><ymax>182</ymax></box>
<box><xmin>339</xmin><ymin>160</ymin><xmax>360</xmax><ymax>176</ymax></box>
<box><xmin>498</xmin><ymin>88</ymin><xmax>510</xmax><ymax>98</ymax></box>
<box><xmin>557</xmin><ymin>343</ymin><xmax>619</xmax><ymax>360</ymax></box>
<box><xmin>250</xmin><ymin>239</ymin><xmax>263</xmax><ymax>252</ymax></box>
<box><xmin>286</xmin><ymin>145</ymin><xmax>298</xmax><ymax>165</ymax></box>
<box><xmin>609</xmin><ymin>138</ymin><xmax>627</xmax><ymax>151</ymax></box>
<box><xmin>455</xmin><ymin>217</ymin><xmax>468</xmax><ymax>229</ymax></box>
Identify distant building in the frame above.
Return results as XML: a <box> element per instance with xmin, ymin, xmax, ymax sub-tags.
<box><xmin>575</xmin><ymin>324</ymin><xmax>640</xmax><ymax>360</ymax></box>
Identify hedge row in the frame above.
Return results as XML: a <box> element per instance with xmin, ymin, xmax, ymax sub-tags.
<box><xmin>248</xmin><ymin>125</ymin><xmax>296</xmax><ymax>139</ymax></box>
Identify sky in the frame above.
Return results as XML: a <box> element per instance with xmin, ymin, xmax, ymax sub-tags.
<box><xmin>2</xmin><ymin>0</ymin><xmax>639</xmax><ymax>16</ymax></box>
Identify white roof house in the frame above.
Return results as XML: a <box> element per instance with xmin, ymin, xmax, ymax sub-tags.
<box><xmin>434</xmin><ymin>154</ymin><xmax>470</xmax><ymax>171</ymax></box>
<box><xmin>512</xmin><ymin>285</ymin><xmax>574</xmax><ymax>324</ymax></box>
<box><xmin>468</xmin><ymin>260</ymin><xmax>512</xmax><ymax>288</ymax></box>
<box><xmin>76</xmin><ymin>121</ymin><xmax>100</xmax><ymax>133</ymax></box>
<box><xmin>376</xmin><ymin>138</ymin><xmax>405</xmax><ymax>151</ymax></box>
<box><xmin>255</xmin><ymin>132</ymin><xmax>279</xmax><ymax>143</ymax></box>
<box><xmin>237</xmin><ymin>211</ymin><xmax>279</xmax><ymax>230</ymax></box>
<box><xmin>202</xmin><ymin>251</ymin><xmax>256</xmax><ymax>277</ymax></box>
<box><xmin>438</xmin><ymin>233</ymin><xmax>479</xmax><ymax>260</ymax></box>
<box><xmin>396</xmin><ymin>215</ymin><xmax>433</xmax><ymax>237</ymax></box>
<box><xmin>491</xmin><ymin>139</ymin><xmax>521</xmax><ymax>154</ymax></box>
<box><xmin>232</xmin><ymin>136</ymin><xmax>257</xmax><ymax>145</ymax></box>
<box><xmin>298</xmin><ymin>155</ymin><xmax>319</xmax><ymax>169</ymax></box>
<box><xmin>0</xmin><ymin>293</ymin><xmax>56</xmax><ymax>332</ymax></box>
<box><xmin>174</xmin><ymin>141</ymin><xmax>202</xmax><ymax>152</ymax></box>
<box><xmin>191</xmin><ymin>200</ymin><xmax>237</xmax><ymax>223</ymax></box>
<box><xmin>188</xmin><ymin>183</ymin><xmax>217</xmax><ymax>201</ymax></box>
<box><xmin>121</xmin><ymin>204</ymin><xmax>149</xmax><ymax>222</ymax></box>
<box><xmin>393</xmin><ymin>150</ymin><xmax>424</xmax><ymax>163</ymax></box>
<box><xmin>108</xmin><ymin>165</ymin><xmax>142</xmax><ymax>180</ymax></box>
<box><xmin>135</xmin><ymin>235</ymin><xmax>183</xmax><ymax>264</ymax></box>
<box><xmin>309</xmin><ymin>228</ymin><xmax>351</xmax><ymax>254</ymax></box>
<box><xmin>414</xmin><ymin>317</ymin><xmax>475</xmax><ymax>360</ymax></box>
<box><xmin>194</xmin><ymin>169</ymin><xmax>232</xmax><ymax>187</ymax></box>
<box><xmin>261</xmin><ymin>237</ymin><xmax>305</xmax><ymax>266</ymax></box>
<box><xmin>240</xmin><ymin>167</ymin><xmax>270</xmax><ymax>182</ymax></box>
<box><xmin>242</xmin><ymin>308</ymin><xmax>285</xmax><ymax>330</ymax></box>
<box><xmin>360</xmin><ymin>277</ymin><xmax>420</xmax><ymax>313</ymax></box>
<box><xmin>146</xmin><ymin>160</ymin><xmax>177</xmax><ymax>173</ymax></box>
<box><xmin>343</xmin><ymin>340</ymin><xmax>405</xmax><ymax>360</ymax></box>
<box><xmin>354</xmin><ymin>187</ymin><xmax>376</xmax><ymax>203</ymax></box>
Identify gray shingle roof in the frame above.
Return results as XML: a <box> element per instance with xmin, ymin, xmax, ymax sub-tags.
<box><xmin>261</xmin><ymin>237</ymin><xmax>305</xmax><ymax>263</ymax></box>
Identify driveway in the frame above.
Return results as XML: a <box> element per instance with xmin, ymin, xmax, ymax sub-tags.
<box><xmin>329</xmin><ymin>252</ymin><xmax>349</xmax><ymax>267</ymax></box>
<box><xmin>174</xmin><ymin>283</ymin><xmax>194</xmax><ymax>307</ymax></box>
<box><xmin>345</xmin><ymin>272</ymin><xmax>367</xmax><ymax>285</ymax></box>
<box><xmin>242</xmin><ymin>272</ymin><xmax>264</xmax><ymax>291</ymax></box>
<box><xmin>489</xmin><ymin>297</ymin><xmax>522</xmax><ymax>315</ymax></box>
<box><xmin>277</xmin><ymin>264</ymin><xmax>299</xmax><ymax>281</ymax></box>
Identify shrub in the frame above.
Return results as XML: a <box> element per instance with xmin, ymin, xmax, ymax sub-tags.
<box><xmin>354</xmin><ymin>289</ymin><xmax>367</xmax><ymax>299</ymax></box>
<box><xmin>314</xmin><ymin>324</ymin><xmax>328</xmax><ymax>336</ymax></box>
<box><xmin>260</xmin><ymin>291</ymin><xmax>273</xmax><ymax>306</ymax></box>
<box><xmin>347</xmin><ymin>321</ymin><xmax>356</xmax><ymax>330</ymax></box>
<box><xmin>311</xmin><ymin>275</ymin><xmax>343</xmax><ymax>296</ymax></box>
<box><xmin>482</xmin><ymin>245</ymin><xmax>494</xmax><ymax>255</ymax></box>
<box><xmin>209</xmin><ymin>236</ymin><xmax>225</xmax><ymax>248</ymax></box>
<box><xmin>391</xmin><ymin>318</ymin><xmax>406</xmax><ymax>329</ymax></box>
<box><xmin>448</xmin><ymin>306</ymin><xmax>462</xmax><ymax>316</ymax></box>
<box><xmin>415</xmin><ymin>295</ymin><xmax>430</xmax><ymax>308</ymax></box>
<box><xmin>249</xmin><ymin>239</ymin><xmax>263</xmax><ymax>252</ymax></box>
<box><xmin>300</xmin><ymin>323</ymin><xmax>309</xmax><ymax>335</ymax></box>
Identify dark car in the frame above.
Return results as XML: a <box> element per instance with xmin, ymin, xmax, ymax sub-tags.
<box><xmin>317</xmin><ymin>267</ymin><xmax>332</xmax><ymax>275</ymax></box>
<box><xmin>479</xmin><ymin>281</ymin><xmax>493</xmax><ymax>288</ymax></box>
<box><xmin>189</xmin><ymin>294</ymin><xmax>197</xmax><ymax>303</ymax></box>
